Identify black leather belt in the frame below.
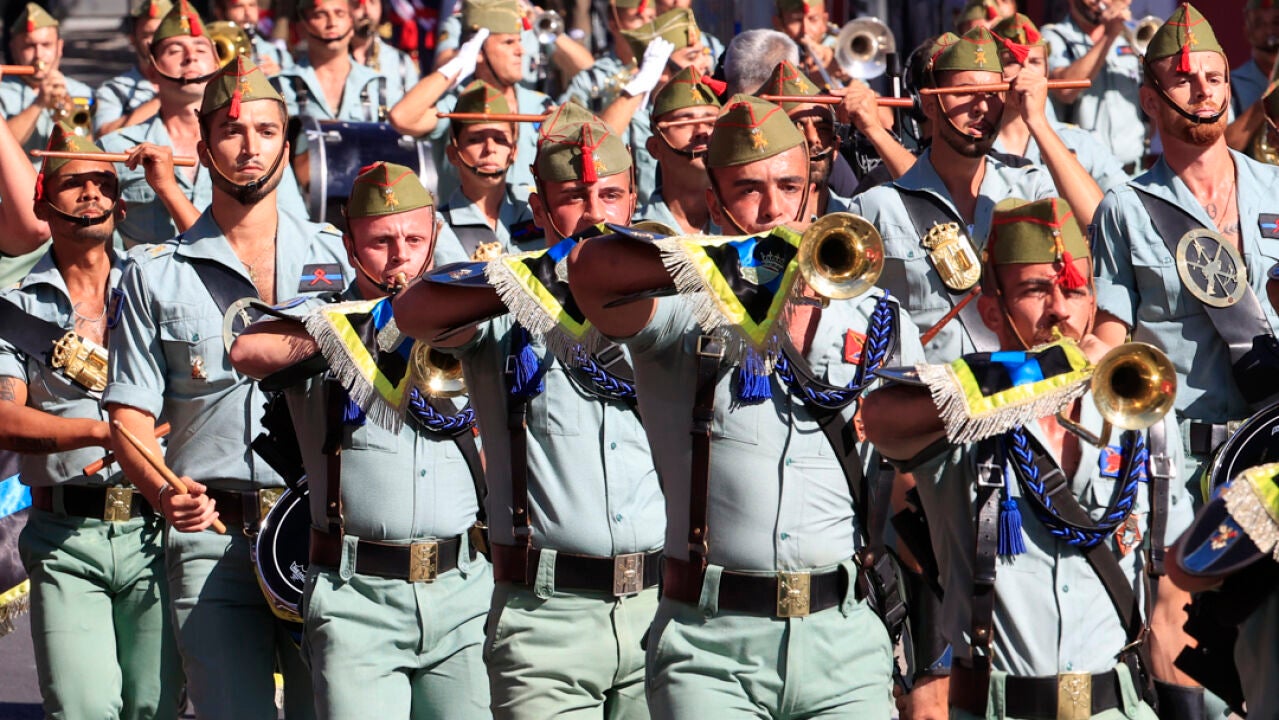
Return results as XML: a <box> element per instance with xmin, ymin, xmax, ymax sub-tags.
<box><xmin>1187</xmin><ymin>421</ymin><xmax>1232</xmax><ymax>456</ymax></box>
<box><xmin>952</xmin><ymin>662</ymin><xmax>1125</xmax><ymax>719</ymax></box>
<box><xmin>206</xmin><ymin>487</ymin><xmax>285</xmax><ymax>530</ymax></box>
<box><xmin>490</xmin><ymin>543</ymin><xmax>662</xmax><ymax>596</ymax></box>
<box><xmin>662</xmin><ymin>556</ymin><xmax>852</xmax><ymax>618</ymax></box>
<box><xmin>310</xmin><ymin>528</ymin><xmax>475</xmax><ymax>582</ymax></box>
<box><xmin>31</xmin><ymin>485</ymin><xmax>151</xmax><ymax>521</ymax></box>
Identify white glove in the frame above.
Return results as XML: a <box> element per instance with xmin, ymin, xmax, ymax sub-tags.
<box><xmin>438</xmin><ymin>28</ymin><xmax>489</xmax><ymax>90</ymax></box>
<box><xmin>623</xmin><ymin>37</ymin><xmax>674</xmax><ymax>98</ymax></box>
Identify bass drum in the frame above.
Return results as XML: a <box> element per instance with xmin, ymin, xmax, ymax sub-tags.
<box><xmin>303</xmin><ymin>117</ymin><xmax>436</xmax><ymax>229</ymax></box>
<box><xmin>252</xmin><ymin>478</ymin><xmax>310</xmax><ymax>629</ymax></box>
<box><xmin>1201</xmin><ymin>399</ymin><xmax>1279</xmax><ymax>499</ymax></box>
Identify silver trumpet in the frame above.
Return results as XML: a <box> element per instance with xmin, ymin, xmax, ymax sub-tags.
<box><xmin>833</xmin><ymin>17</ymin><xmax>896</xmax><ymax>81</ymax></box>
<box><xmin>533</xmin><ymin>9</ymin><xmax>564</xmax><ymax>46</ymax></box>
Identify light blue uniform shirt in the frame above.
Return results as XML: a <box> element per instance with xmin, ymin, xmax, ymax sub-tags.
<box><xmin>909</xmin><ymin>399</ymin><xmax>1191</xmax><ymax>675</ymax></box>
<box><xmin>276</xmin><ymin>59</ymin><xmax>390</xmax><ymax>121</ymax></box>
<box><xmin>850</xmin><ymin>149</ymin><xmax>1055</xmax><ymax>362</ymax></box>
<box><xmin>1042</xmin><ymin>17</ymin><xmax>1145</xmax><ymax>169</ymax></box>
<box><xmin>620</xmin><ymin>289</ymin><xmax>924</xmax><ymax>572</ymax></box>
<box><xmin>430</xmin><ymin>85</ymin><xmax>552</xmax><ymax>203</ymax></box>
<box><xmin>286</xmin><ymin>292</ymin><xmax>479</xmax><ymax>543</ymax></box>
<box><xmin>992</xmin><ymin>121</ymin><xmax>1131</xmax><ymax>193</ymax></box>
<box><xmin>99</xmin><ymin>115</ymin><xmax>311</xmax><ymax>247</ymax></box>
<box><xmin>0</xmin><ymin>248</ymin><xmax>125</xmax><ymax>487</ymax></box>
<box><xmin>0</xmin><ymin>241</ymin><xmax>50</xmax><ymax>288</ymax></box>
<box><xmin>636</xmin><ymin>189</ymin><xmax>721</xmax><ymax>235</ymax></box>
<box><xmin>104</xmin><ymin>209</ymin><xmax>351</xmax><ymax>490</ymax></box>
<box><xmin>1092</xmin><ymin>151</ymin><xmax>1279</xmax><ymax>424</ymax></box>
<box><xmin>93</xmin><ymin>66</ymin><xmax>155</xmax><ymax>132</ymax></box>
<box><xmin>356</xmin><ymin>37</ymin><xmax>420</xmax><ymax>108</ymax></box>
<box><xmin>559</xmin><ymin>55</ymin><xmax>657</xmax><ymax>205</ymax></box>
<box><xmin>253</xmin><ymin>35</ymin><xmax>295</xmax><ymax>74</ymax></box>
<box><xmin>0</xmin><ymin>75</ymin><xmax>95</xmax><ymax>167</ymax></box>
<box><xmin>1231</xmin><ymin>57</ymin><xmax>1270</xmax><ymax>118</ymax></box>
<box><xmin>434</xmin><ymin>185</ymin><xmax>538</xmax><ymax>265</ymax></box>
<box><xmin>443</xmin><ymin>315</ymin><xmax>664</xmax><ymax>557</ymax></box>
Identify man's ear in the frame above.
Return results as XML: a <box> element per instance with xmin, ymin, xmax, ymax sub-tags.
<box><xmin>529</xmin><ymin>190</ymin><xmax>548</xmax><ymax>230</ymax></box>
<box><xmin>705</xmin><ymin>185</ymin><xmax>727</xmax><ymax>230</ymax></box>
<box><xmin>196</xmin><ymin>140</ymin><xmax>210</xmax><ymax>169</ymax></box>
<box><xmin>1138</xmin><ymin>85</ymin><xmax>1158</xmax><ymax>121</ymax></box>
<box><xmin>645</xmin><ymin>134</ymin><xmax>659</xmax><ymax>157</ymax></box>
<box><xmin>977</xmin><ymin>290</ymin><xmax>1003</xmax><ymax>334</ymax></box>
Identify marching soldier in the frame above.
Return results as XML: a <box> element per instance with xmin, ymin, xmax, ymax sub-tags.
<box><xmin>229</xmin><ymin>163</ymin><xmax>492</xmax><ymax>720</ymax></box>
<box><xmin>570</xmin><ymin>94</ymin><xmax>922</xmax><ymax>717</ymax></box>
<box><xmin>773</xmin><ymin>0</ymin><xmax>836</xmax><ymax>84</ymax></box>
<box><xmin>392</xmin><ymin>0</ymin><xmax>555</xmax><ymax>203</ymax></box>
<box><xmin>350</xmin><ymin>0</ymin><xmax>420</xmax><ymax>103</ymax></box>
<box><xmin>2</xmin><ymin>4</ymin><xmax>94</xmax><ymax>163</ymax></box>
<box><xmin>100</xmin><ymin>0</ymin><xmax>310</xmax><ymax>247</ymax></box>
<box><xmin>104</xmin><ymin>57</ymin><xmax>351</xmax><ymax>720</ymax></box>
<box><xmin>991</xmin><ymin>13</ymin><xmax>1129</xmax><ymax>192</ymax></box>
<box><xmin>559</xmin><ymin>0</ymin><xmax>655</xmax><ymax>115</ymax></box>
<box><xmin>0</xmin><ymin>124</ymin><xmax>184</xmax><ymax>720</ymax></box>
<box><xmin>277</xmin><ymin>0</ymin><xmax>390</xmax><ymax>122</ymax></box>
<box><xmin>94</xmin><ymin>0</ymin><xmax>172</xmax><ymax>136</ymax></box>
<box><xmin>1091</xmin><ymin>7</ymin><xmax>1279</xmax><ymax>716</ymax></box>
<box><xmin>635</xmin><ymin>65</ymin><xmax>720</xmax><ymax>235</ymax></box>
<box><xmin>862</xmin><ymin>196</ymin><xmax>1202</xmax><ymax>719</ymax></box>
<box><xmin>850</xmin><ymin>27</ymin><xmax>1096</xmax><ymax>363</ymax></box>
<box><xmin>394</xmin><ymin>103</ymin><xmax>663</xmax><ymax>720</ymax></box>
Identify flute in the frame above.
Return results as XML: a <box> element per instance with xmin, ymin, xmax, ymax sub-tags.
<box><xmin>760</xmin><ymin>94</ymin><xmax>914</xmax><ymax>108</ymax></box>
<box><xmin>31</xmin><ymin>149</ymin><xmax>199</xmax><ymax>167</ymax></box>
<box><xmin>918</xmin><ymin>79</ymin><xmax>1091</xmax><ymax>95</ymax></box>
<box><xmin>0</xmin><ymin>65</ymin><xmax>36</xmax><ymax>76</ymax></box>
<box><xmin>83</xmin><ymin>422</ymin><xmax>171</xmax><ymax>476</ymax></box>
<box><xmin>437</xmin><ymin>112</ymin><xmax>549</xmax><ymax>122</ymax></box>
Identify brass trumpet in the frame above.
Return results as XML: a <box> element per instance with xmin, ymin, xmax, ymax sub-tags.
<box><xmin>1127</xmin><ymin>15</ymin><xmax>1161</xmax><ymax>57</ymax></box>
<box><xmin>630</xmin><ymin>220</ymin><xmax>677</xmax><ymax>236</ymax></box>
<box><xmin>533</xmin><ymin>9</ymin><xmax>564</xmax><ymax>45</ymax></box>
<box><xmin>412</xmin><ymin>342</ymin><xmax>466</xmax><ymax>398</ymax></box>
<box><xmin>52</xmin><ymin>97</ymin><xmax>93</xmax><ymax>137</ymax></box>
<box><xmin>796</xmin><ymin>213</ymin><xmax>885</xmax><ymax>300</ymax></box>
<box><xmin>1060</xmin><ymin>341</ymin><xmax>1176</xmax><ymax>446</ymax></box>
<box><xmin>207</xmin><ymin>21</ymin><xmax>252</xmax><ymax>68</ymax></box>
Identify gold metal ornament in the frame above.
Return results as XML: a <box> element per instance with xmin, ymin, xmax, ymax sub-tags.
<box><xmin>797</xmin><ymin>212</ymin><xmax>885</xmax><ymax>300</ymax></box>
<box><xmin>411</xmin><ymin>341</ymin><xmax>466</xmax><ymax>398</ymax></box>
<box><xmin>1175</xmin><ymin>228</ymin><xmax>1247</xmax><ymax>308</ymax></box>
<box><xmin>50</xmin><ymin>331</ymin><xmax>108</xmax><ymax>392</ymax></box>
<box><xmin>207</xmin><ymin>21</ymin><xmax>252</xmax><ymax>68</ymax></box>
<box><xmin>921</xmin><ymin>221</ymin><xmax>981</xmax><ymax>292</ymax></box>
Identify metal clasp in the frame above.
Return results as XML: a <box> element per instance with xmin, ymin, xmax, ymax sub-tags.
<box><xmin>103</xmin><ymin>487</ymin><xmax>134</xmax><ymax>522</ymax></box>
<box><xmin>258</xmin><ymin>487</ymin><xmax>284</xmax><ymax>520</ymax></box>
<box><xmin>612</xmin><ymin>552</ymin><xmax>644</xmax><ymax>597</ymax></box>
<box><xmin>975</xmin><ymin>461</ymin><xmax>1005</xmax><ymax>488</ymax></box>
<box><xmin>695</xmin><ymin>335</ymin><xmax>724</xmax><ymax>359</ymax></box>
<box><xmin>776</xmin><ymin>571</ymin><xmax>811</xmax><ymax>618</ymax></box>
<box><xmin>1056</xmin><ymin>671</ymin><xmax>1092</xmax><ymax>720</ymax></box>
<box><xmin>408</xmin><ymin>541</ymin><xmax>439</xmax><ymax>583</ymax></box>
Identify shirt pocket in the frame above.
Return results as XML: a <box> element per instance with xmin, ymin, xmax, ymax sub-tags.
<box><xmin>1129</xmin><ymin>244</ymin><xmax>1187</xmax><ymax>322</ymax></box>
<box><xmin>345</xmin><ymin>422</ymin><xmax>401</xmax><ymax>453</ymax></box>
<box><xmin>529</xmin><ymin>366</ymin><xmax>581</xmax><ymax>437</ymax></box>
<box><xmin>880</xmin><ymin>234</ymin><xmax>950</xmax><ymax>314</ymax></box>
<box><xmin>156</xmin><ymin>304</ymin><xmax>226</xmax><ymax>393</ymax></box>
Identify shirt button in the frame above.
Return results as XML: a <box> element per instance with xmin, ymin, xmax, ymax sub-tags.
<box><xmin>614</xmin><ymin>513</ymin><xmax>623</xmax><ymax>522</ymax></box>
<box><xmin>1062</xmin><ymin>585</ymin><xmax>1069</xmax><ymax>593</ymax></box>
<box><xmin>609</xmin><ymin>442</ymin><xmax>617</xmax><ymax>450</ymax></box>
<box><xmin>785</xmin><ymin>458</ymin><xmax>793</xmax><ymax>466</ymax></box>
<box><xmin>419</xmin><ymin>470</ymin><xmax>427</xmax><ymax>477</ymax></box>
<box><xmin>780</xmin><ymin>532</ymin><xmax>789</xmax><ymax>540</ymax></box>
<box><xmin>1066</xmin><ymin>662</ymin><xmax>1073</xmax><ymax>671</ymax></box>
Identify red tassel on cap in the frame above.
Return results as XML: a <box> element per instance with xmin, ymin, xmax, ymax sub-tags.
<box><xmin>26</xmin><ymin>19</ymin><xmax>34</xmax><ymax>32</ymax></box>
<box><xmin>229</xmin><ymin>88</ymin><xmax>242</xmax><ymax>119</ymax></box>
<box><xmin>1057</xmin><ymin>251</ymin><xmax>1088</xmax><ymax>289</ymax></box>
<box><xmin>636</xmin><ymin>0</ymin><xmax>647</xmax><ymax>13</ymax></box>
<box><xmin>581</xmin><ymin>144</ymin><xmax>597</xmax><ymax>183</ymax></box>
<box><xmin>700</xmin><ymin>75</ymin><xmax>727</xmax><ymax>95</ymax></box>
<box><xmin>1177</xmin><ymin>42</ymin><xmax>1192</xmax><ymax>73</ymax></box>
<box><xmin>148</xmin><ymin>1</ymin><xmax>158</xmax><ymax>18</ymax></box>
<box><xmin>521</xmin><ymin>15</ymin><xmax>531</xmax><ymax>31</ymax></box>
<box><xmin>33</xmin><ymin>173</ymin><xmax>44</xmax><ymax>203</ymax></box>
<box><xmin>986</xmin><ymin>3</ymin><xmax>997</xmax><ymax>20</ymax></box>
<box><xmin>998</xmin><ymin>36</ymin><xmax>1030</xmax><ymax>65</ymax></box>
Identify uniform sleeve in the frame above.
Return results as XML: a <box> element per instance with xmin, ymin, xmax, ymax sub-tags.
<box><xmin>436</xmin><ymin>14</ymin><xmax>462</xmax><ymax>53</ymax></box>
<box><xmin>102</xmin><ymin>257</ymin><xmax>167</xmax><ymax>417</ymax></box>
<box><xmin>1091</xmin><ymin>189</ymin><xmax>1139</xmax><ymax>329</ymax></box>
<box><xmin>559</xmin><ymin>67</ymin><xmax>595</xmax><ymax>107</ymax></box>
<box><xmin>403</xmin><ymin>51</ymin><xmax>422</xmax><ymax>90</ymax></box>
<box><xmin>1042</xmin><ymin>26</ymin><xmax>1073</xmax><ymax>72</ymax></box>
<box><xmin>429</xmin><ymin>93</ymin><xmax>457</xmax><ymax>142</ymax></box>
<box><xmin>0</xmin><ymin>324</ymin><xmax>28</xmax><ymax>384</ymax></box>
<box><xmin>1070</xmin><ymin>128</ymin><xmax>1132</xmax><ymax>193</ymax></box>
<box><xmin>93</xmin><ymin>83</ymin><xmax>125</xmax><ymax>132</ymax></box>
<box><xmin>1028</xmin><ymin>165</ymin><xmax>1057</xmax><ymax>201</ymax></box>
<box><xmin>618</xmin><ymin>294</ymin><xmax>696</xmax><ymax>356</ymax></box>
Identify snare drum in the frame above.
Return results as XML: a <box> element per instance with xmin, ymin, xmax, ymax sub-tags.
<box><xmin>303</xmin><ymin>118</ymin><xmax>436</xmax><ymax>228</ymax></box>
<box><xmin>1202</xmin><ymin>400</ymin><xmax>1279</xmax><ymax>498</ymax></box>
<box><xmin>252</xmin><ymin>479</ymin><xmax>310</xmax><ymax>626</ymax></box>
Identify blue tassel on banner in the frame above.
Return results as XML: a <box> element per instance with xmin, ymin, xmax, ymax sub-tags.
<box><xmin>997</xmin><ymin>441</ymin><xmax>1026</xmax><ymax>557</ymax></box>
<box><xmin>735</xmin><ymin>350</ymin><xmax>772</xmax><ymax>404</ymax></box>
<box><xmin>510</xmin><ymin>328</ymin><xmax>545</xmax><ymax>397</ymax></box>
<box><xmin>343</xmin><ymin>397</ymin><xmax>367</xmax><ymax>427</ymax></box>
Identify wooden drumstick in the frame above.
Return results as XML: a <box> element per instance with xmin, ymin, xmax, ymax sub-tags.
<box><xmin>918</xmin><ymin>79</ymin><xmax>1091</xmax><ymax>95</ymax></box>
<box><xmin>83</xmin><ymin>422</ymin><xmax>171</xmax><ymax>476</ymax></box>
<box><xmin>760</xmin><ymin>94</ymin><xmax>915</xmax><ymax>108</ymax></box>
<box><xmin>437</xmin><ymin>112</ymin><xmax>550</xmax><ymax>122</ymax></box>
<box><xmin>112</xmin><ymin>420</ymin><xmax>227</xmax><ymax>535</ymax></box>
<box><xmin>0</xmin><ymin>65</ymin><xmax>37</xmax><ymax>76</ymax></box>
<box><xmin>30</xmin><ymin>149</ymin><xmax>199</xmax><ymax>167</ymax></box>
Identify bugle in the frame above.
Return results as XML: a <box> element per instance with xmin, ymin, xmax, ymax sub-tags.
<box><xmin>796</xmin><ymin>213</ymin><xmax>885</xmax><ymax>301</ymax></box>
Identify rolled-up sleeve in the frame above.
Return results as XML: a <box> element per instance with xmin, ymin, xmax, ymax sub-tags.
<box><xmin>1091</xmin><ymin>189</ymin><xmax>1139</xmax><ymax>329</ymax></box>
<box><xmin>103</xmin><ymin>258</ymin><xmax>166</xmax><ymax>417</ymax></box>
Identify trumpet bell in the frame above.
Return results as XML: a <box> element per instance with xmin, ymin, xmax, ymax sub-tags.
<box><xmin>1092</xmin><ymin>342</ymin><xmax>1176</xmax><ymax>431</ymax></box>
<box><xmin>797</xmin><ymin>212</ymin><xmax>885</xmax><ymax>300</ymax></box>
<box><xmin>207</xmin><ymin>21</ymin><xmax>252</xmax><ymax>68</ymax></box>
<box><xmin>534</xmin><ymin>10</ymin><xmax>564</xmax><ymax>45</ymax></box>
<box><xmin>834</xmin><ymin>17</ymin><xmax>897</xmax><ymax>81</ymax></box>
<box><xmin>1131</xmin><ymin>15</ymin><xmax>1161</xmax><ymax>56</ymax></box>
<box><xmin>412</xmin><ymin>343</ymin><xmax>466</xmax><ymax>398</ymax></box>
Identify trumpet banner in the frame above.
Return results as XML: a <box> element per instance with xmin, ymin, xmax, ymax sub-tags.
<box><xmin>0</xmin><ymin>450</ymin><xmax>28</xmax><ymax>638</ymax></box>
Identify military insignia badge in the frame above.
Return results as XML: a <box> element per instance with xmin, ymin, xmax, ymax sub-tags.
<box><xmin>191</xmin><ymin>355</ymin><xmax>207</xmax><ymax>380</ymax></box>
<box><xmin>922</xmin><ymin>222</ymin><xmax>981</xmax><ymax>292</ymax></box>
<box><xmin>1210</xmin><ymin>523</ymin><xmax>1239</xmax><ymax>550</ymax></box>
<box><xmin>843</xmin><ymin>330</ymin><xmax>866</xmax><ymax>364</ymax></box>
<box><xmin>1115</xmin><ymin>514</ymin><xmax>1142</xmax><ymax>556</ymax></box>
<box><xmin>298</xmin><ymin>263</ymin><xmax>345</xmax><ymax>293</ymax></box>
<box><xmin>107</xmin><ymin>288</ymin><xmax>125</xmax><ymax>329</ymax></box>
<box><xmin>1259</xmin><ymin>214</ymin><xmax>1279</xmax><ymax>239</ymax></box>
<box><xmin>1175</xmin><ymin>228</ymin><xmax>1246</xmax><ymax>308</ymax></box>
<box><xmin>738</xmin><ymin>245</ymin><xmax>787</xmax><ymax>287</ymax></box>
<box><xmin>1099</xmin><ymin>445</ymin><xmax>1124</xmax><ymax>478</ymax></box>
<box><xmin>750</xmin><ymin>127</ymin><xmax>767</xmax><ymax>150</ymax></box>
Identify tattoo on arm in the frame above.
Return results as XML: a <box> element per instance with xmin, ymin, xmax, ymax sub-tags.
<box><xmin>0</xmin><ymin>378</ymin><xmax>18</xmax><ymax>404</ymax></box>
<box><xmin>12</xmin><ymin>437</ymin><xmax>57</xmax><ymax>452</ymax></box>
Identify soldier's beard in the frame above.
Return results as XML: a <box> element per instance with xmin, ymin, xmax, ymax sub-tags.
<box><xmin>1163</xmin><ymin>104</ymin><xmax>1227</xmax><ymax>146</ymax></box>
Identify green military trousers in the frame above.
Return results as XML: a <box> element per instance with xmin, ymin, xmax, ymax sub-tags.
<box><xmin>301</xmin><ymin>543</ymin><xmax>493</xmax><ymax>720</ymax></box>
<box><xmin>645</xmin><ymin>561</ymin><xmax>894</xmax><ymax>719</ymax></box>
<box><xmin>164</xmin><ymin>526</ymin><xmax>313</xmax><ymax>720</ymax></box>
<box><xmin>20</xmin><ymin>506</ymin><xmax>183</xmax><ymax>720</ymax></box>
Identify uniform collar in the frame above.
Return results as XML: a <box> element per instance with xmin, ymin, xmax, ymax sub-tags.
<box><xmin>18</xmin><ymin>242</ymin><xmax>124</xmax><ymax>301</ymax></box>
<box><xmin>291</xmin><ymin>59</ymin><xmax>382</xmax><ymax>117</ymax></box>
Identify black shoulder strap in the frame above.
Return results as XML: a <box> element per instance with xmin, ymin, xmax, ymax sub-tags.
<box><xmin>687</xmin><ymin>333</ymin><xmax>723</xmax><ymax>570</ymax></box>
<box><xmin>427</xmin><ymin>395</ymin><xmax>487</xmax><ymax>525</ymax></box>
<box><xmin>1145</xmin><ymin>420</ymin><xmax>1171</xmax><ymax>576</ymax></box>
<box><xmin>185</xmin><ymin>256</ymin><xmax>258</xmax><ymax>318</ymax></box>
<box><xmin>894</xmin><ymin>189</ymin><xmax>999</xmax><ymax>351</ymax></box>
<box><xmin>442</xmin><ymin>206</ymin><xmax>502</xmax><ymax>261</ymax></box>
<box><xmin>966</xmin><ymin>437</ymin><xmax>1004</xmax><ymax>715</ymax></box>
<box><xmin>0</xmin><ymin>299</ymin><xmax>70</xmax><ymax>365</ymax></box>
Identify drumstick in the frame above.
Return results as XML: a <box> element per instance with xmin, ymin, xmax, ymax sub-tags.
<box><xmin>920</xmin><ymin>287</ymin><xmax>981</xmax><ymax>347</ymax></box>
<box><xmin>438</xmin><ymin>112</ymin><xmax>550</xmax><ymax>122</ymax></box>
<box><xmin>112</xmin><ymin>420</ymin><xmax>227</xmax><ymax>535</ymax></box>
<box><xmin>30</xmin><ymin>149</ymin><xmax>199</xmax><ymax>167</ymax></box>
<box><xmin>918</xmin><ymin>79</ymin><xmax>1091</xmax><ymax>95</ymax></box>
<box><xmin>760</xmin><ymin>94</ymin><xmax>915</xmax><ymax>108</ymax></box>
<box><xmin>0</xmin><ymin>65</ymin><xmax>36</xmax><ymax>76</ymax></box>
<box><xmin>83</xmin><ymin>422</ymin><xmax>171</xmax><ymax>476</ymax></box>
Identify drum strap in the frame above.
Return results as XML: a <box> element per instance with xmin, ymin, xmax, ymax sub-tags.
<box><xmin>895</xmin><ymin>189</ymin><xmax>999</xmax><ymax>352</ymax></box>
<box><xmin>427</xmin><ymin>395</ymin><xmax>486</xmax><ymax>525</ymax></box>
<box><xmin>359</xmin><ymin>77</ymin><xmax>389</xmax><ymax>122</ymax></box>
<box><xmin>686</xmin><ymin>333</ymin><xmax>723</xmax><ymax>571</ymax></box>
<box><xmin>321</xmin><ymin>379</ymin><xmax>346</xmax><ymax>533</ymax></box>
<box><xmin>0</xmin><ymin>299</ymin><xmax>78</xmax><ymax>368</ymax></box>
<box><xmin>1133</xmin><ymin>189</ymin><xmax>1274</xmax><ymax>368</ymax></box>
<box><xmin>1146</xmin><ymin>419</ymin><xmax>1171</xmax><ymax>576</ymax></box>
<box><xmin>441</xmin><ymin>206</ymin><xmax>501</xmax><ymax>260</ymax></box>
<box><xmin>506</xmin><ymin>375</ymin><xmax>533</xmax><ymax>580</ymax></box>
<box><xmin>186</xmin><ymin>255</ymin><xmax>258</xmax><ymax>317</ymax></box>
<box><xmin>285</xmin><ymin>75</ymin><xmax>312</xmax><ymax>118</ymax></box>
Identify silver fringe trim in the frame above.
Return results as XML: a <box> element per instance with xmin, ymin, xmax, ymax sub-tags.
<box><xmin>304</xmin><ymin>302</ymin><xmax>410</xmax><ymax>434</ymax></box>
<box><xmin>917</xmin><ymin>362</ymin><xmax>1090</xmax><ymax>444</ymax></box>
<box><xmin>1222</xmin><ymin>471</ymin><xmax>1279</xmax><ymax>559</ymax></box>
<box><xmin>0</xmin><ymin>580</ymin><xmax>29</xmax><ymax>639</ymax></box>
<box><xmin>485</xmin><ymin>254</ymin><xmax>605</xmax><ymax>362</ymax></box>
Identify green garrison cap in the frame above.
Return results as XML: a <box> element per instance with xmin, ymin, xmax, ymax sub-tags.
<box><xmin>200</xmin><ymin>55</ymin><xmax>285</xmax><ymax>119</ymax></box>
<box><xmin>707</xmin><ymin>95</ymin><xmax>805</xmax><ymax>169</ymax></box>
<box><xmin>775</xmin><ymin>0</ymin><xmax>824</xmax><ymax>13</ymax></box>
<box><xmin>297</xmin><ymin>0</ymin><xmax>352</xmax><ymax>19</ymax></box>
<box><xmin>40</xmin><ymin>121</ymin><xmax>108</xmax><ymax>175</ymax></box>
<box><xmin>957</xmin><ymin>0</ymin><xmax>999</xmax><ymax>26</ymax></box>
<box><xmin>924</xmin><ymin>32</ymin><xmax>961</xmax><ymax>72</ymax></box>
<box><xmin>453</xmin><ymin>79</ymin><xmax>513</xmax><ymax>119</ymax></box>
<box><xmin>931</xmin><ymin>26</ymin><xmax>1003</xmax><ymax>78</ymax></box>
<box><xmin>987</xmin><ymin>197</ymin><xmax>1090</xmax><ymax>289</ymax></box>
<box><xmin>346</xmin><ymin>162</ymin><xmax>433</xmax><ymax>218</ymax></box>
<box><xmin>131</xmin><ymin>0</ymin><xmax>174</xmax><ymax>20</ymax></box>
<box><xmin>611</xmin><ymin>0</ymin><xmax>647</xmax><ymax>9</ymax></box>
<box><xmin>652</xmin><ymin>65</ymin><xmax>722</xmax><ymax>120</ymax></box>
<box><xmin>10</xmin><ymin>3</ymin><xmax>57</xmax><ymax>35</ymax></box>
<box><xmin>462</xmin><ymin>0</ymin><xmax>525</xmax><ymax>35</ymax></box>
<box><xmin>755</xmin><ymin>60</ymin><xmax>822</xmax><ymax>114</ymax></box>
<box><xmin>1147</xmin><ymin>3</ymin><xmax>1224</xmax><ymax>71</ymax></box>
<box><xmin>992</xmin><ymin>13</ymin><xmax>1044</xmax><ymax>65</ymax></box>
<box><xmin>535</xmin><ymin>102</ymin><xmax>632</xmax><ymax>183</ymax></box>
<box><xmin>152</xmin><ymin>0</ymin><xmax>207</xmax><ymax>48</ymax></box>
<box><xmin>621</xmin><ymin>8</ymin><xmax>703</xmax><ymax>58</ymax></box>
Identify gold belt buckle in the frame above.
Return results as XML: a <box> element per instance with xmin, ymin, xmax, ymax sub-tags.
<box><xmin>408</xmin><ymin>541</ymin><xmax>439</xmax><ymax>583</ymax></box>
<box><xmin>1056</xmin><ymin>671</ymin><xmax>1092</xmax><ymax>720</ymax></box>
<box><xmin>776</xmin><ymin>571</ymin><xmax>811</xmax><ymax>618</ymax></box>
<box><xmin>103</xmin><ymin>487</ymin><xmax>134</xmax><ymax>522</ymax></box>
<box><xmin>612</xmin><ymin>552</ymin><xmax>644</xmax><ymax>597</ymax></box>
<box><xmin>258</xmin><ymin>487</ymin><xmax>284</xmax><ymax>520</ymax></box>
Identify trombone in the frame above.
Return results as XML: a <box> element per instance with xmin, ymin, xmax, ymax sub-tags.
<box><xmin>796</xmin><ymin>212</ymin><xmax>885</xmax><ymax>302</ymax></box>
<box><xmin>1059</xmin><ymin>342</ymin><xmax>1177</xmax><ymax>447</ymax></box>
<box><xmin>207</xmin><ymin>21</ymin><xmax>253</xmax><ymax>68</ymax></box>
